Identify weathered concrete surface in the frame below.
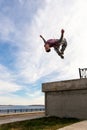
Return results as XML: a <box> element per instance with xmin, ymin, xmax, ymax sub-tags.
<box><xmin>42</xmin><ymin>78</ymin><xmax>87</xmax><ymax>119</ymax></box>
<box><xmin>42</xmin><ymin>78</ymin><xmax>87</xmax><ymax>92</ymax></box>
<box><xmin>58</xmin><ymin>120</ymin><xmax>87</xmax><ymax>130</ymax></box>
<box><xmin>0</xmin><ymin>112</ymin><xmax>45</xmax><ymax>125</ymax></box>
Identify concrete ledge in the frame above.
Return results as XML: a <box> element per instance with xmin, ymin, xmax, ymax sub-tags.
<box><xmin>42</xmin><ymin>78</ymin><xmax>87</xmax><ymax>92</ymax></box>
<box><xmin>42</xmin><ymin>78</ymin><xmax>87</xmax><ymax>119</ymax></box>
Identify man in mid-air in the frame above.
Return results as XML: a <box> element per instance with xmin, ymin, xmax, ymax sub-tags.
<box><xmin>40</xmin><ymin>29</ymin><xmax>67</xmax><ymax>59</ymax></box>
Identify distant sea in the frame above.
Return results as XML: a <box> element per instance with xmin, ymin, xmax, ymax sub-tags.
<box><xmin>0</xmin><ymin>105</ymin><xmax>45</xmax><ymax>114</ymax></box>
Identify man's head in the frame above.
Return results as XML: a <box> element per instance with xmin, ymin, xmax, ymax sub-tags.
<box><xmin>44</xmin><ymin>44</ymin><xmax>51</xmax><ymax>52</ymax></box>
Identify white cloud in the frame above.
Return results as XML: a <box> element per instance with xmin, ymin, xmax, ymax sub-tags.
<box><xmin>0</xmin><ymin>64</ymin><xmax>23</xmax><ymax>95</ymax></box>
<box><xmin>0</xmin><ymin>64</ymin><xmax>14</xmax><ymax>82</ymax></box>
<box><xmin>0</xmin><ymin>0</ymin><xmax>87</xmax><ymax>104</ymax></box>
<box><xmin>18</xmin><ymin>0</ymin><xmax>25</xmax><ymax>5</ymax></box>
<box><xmin>0</xmin><ymin>13</ymin><xmax>15</xmax><ymax>41</ymax></box>
<box><xmin>0</xmin><ymin>94</ymin><xmax>44</xmax><ymax>105</ymax></box>
<box><xmin>0</xmin><ymin>80</ymin><xmax>23</xmax><ymax>94</ymax></box>
<box><xmin>13</xmin><ymin>0</ymin><xmax>77</xmax><ymax>83</ymax></box>
<box><xmin>18</xmin><ymin>0</ymin><xmax>87</xmax><ymax>83</ymax></box>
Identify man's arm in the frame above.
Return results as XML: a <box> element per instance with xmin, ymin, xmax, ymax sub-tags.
<box><xmin>40</xmin><ymin>35</ymin><xmax>46</xmax><ymax>43</ymax></box>
<box><xmin>58</xmin><ymin>29</ymin><xmax>64</xmax><ymax>42</ymax></box>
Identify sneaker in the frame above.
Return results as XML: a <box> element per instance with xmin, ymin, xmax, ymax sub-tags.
<box><xmin>60</xmin><ymin>55</ymin><xmax>64</xmax><ymax>59</ymax></box>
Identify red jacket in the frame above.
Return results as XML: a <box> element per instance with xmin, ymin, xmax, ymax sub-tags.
<box><xmin>46</xmin><ymin>39</ymin><xmax>60</xmax><ymax>47</ymax></box>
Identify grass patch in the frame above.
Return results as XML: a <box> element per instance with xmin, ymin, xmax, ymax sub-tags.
<box><xmin>0</xmin><ymin>116</ymin><xmax>80</xmax><ymax>130</ymax></box>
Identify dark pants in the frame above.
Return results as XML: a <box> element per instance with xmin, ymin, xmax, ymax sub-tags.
<box><xmin>60</xmin><ymin>38</ymin><xmax>67</xmax><ymax>53</ymax></box>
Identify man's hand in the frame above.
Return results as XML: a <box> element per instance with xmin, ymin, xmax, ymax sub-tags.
<box><xmin>40</xmin><ymin>35</ymin><xmax>43</xmax><ymax>38</ymax></box>
<box><xmin>40</xmin><ymin>35</ymin><xmax>46</xmax><ymax>43</ymax></box>
<box><xmin>61</xmin><ymin>29</ymin><xmax>64</xmax><ymax>34</ymax></box>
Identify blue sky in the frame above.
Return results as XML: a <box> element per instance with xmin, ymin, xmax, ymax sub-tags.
<box><xmin>0</xmin><ymin>0</ymin><xmax>87</xmax><ymax>105</ymax></box>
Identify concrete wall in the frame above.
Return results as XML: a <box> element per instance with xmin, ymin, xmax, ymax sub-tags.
<box><xmin>42</xmin><ymin>78</ymin><xmax>87</xmax><ymax>119</ymax></box>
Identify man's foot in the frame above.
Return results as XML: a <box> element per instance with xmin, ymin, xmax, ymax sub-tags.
<box><xmin>60</xmin><ymin>55</ymin><xmax>64</xmax><ymax>59</ymax></box>
<box><xmin>57</xmin><ymin>51</ymin><xmax>64</xmax><ymax>59</ymax></box>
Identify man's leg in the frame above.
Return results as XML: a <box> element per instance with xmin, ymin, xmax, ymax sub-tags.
<box><xmin>60</xmin><ymin>38</ymin><xmax>67</xmax><ymax>54</ymax></box>
<box><xmin>54</xmin><ymin>46</ymin><xmax>64</xmax><ymax>59</ymax></box>
<box><xmin>54</xmin><ymin>46</ymin><xmax>61</xmax><ymax>55</ymax></box>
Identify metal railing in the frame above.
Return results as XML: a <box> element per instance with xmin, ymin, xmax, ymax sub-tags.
<box><xmin>79</xmin><ymin>68</ymin><xmax>87</xmax><ymax>78</ymax></box>
<box><xmin>0</xmin><ymin>108</ymin><xmax>45</xmax><ymax>114</ymax></box>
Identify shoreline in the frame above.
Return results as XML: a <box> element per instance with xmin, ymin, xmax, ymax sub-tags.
<box><xmin>0</xmin><ymin>111</ymin><xmax>45</xmax><ymax>125</ymax></box>
<box><xmin>0</xmin><ymin>111</ymin><xmax>45</xmax><ymax>117</ymax></box>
